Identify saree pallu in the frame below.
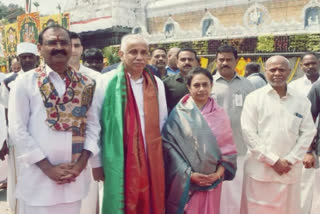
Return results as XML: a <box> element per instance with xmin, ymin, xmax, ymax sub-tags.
<box><xmin>162</xmin><ymin>95</ymin><xmax>237</xmax><ymax>214</ymax></box>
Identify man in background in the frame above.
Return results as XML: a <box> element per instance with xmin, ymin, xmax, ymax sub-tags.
<box><xmin>244</xmin><ymin>62</ymin><xmax>266</xmax><ymax>90</ymax></box>
<box><xmin>166</xmin><ymin>47</ymin><xmax>180</xmax><ymax>75</ymax></box>
<box><xmin>83</xmin><ymin>48</ymin><xmax>104</xmax><ymax>72</ymax></box>
<box><xmin>150</xmin><ymin>48</ymin><xmax>168</xmax><ymax>79</ymax></box>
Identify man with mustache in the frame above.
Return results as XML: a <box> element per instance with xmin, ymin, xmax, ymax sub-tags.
<box><xmin>8</xmin><ymin>25</ymin><xmax>98</xmax><ymax>213</ymax></box>
<box><xmin>163</xmin><ymin>48</ymin><xmax>198</xmax><ymax>112</ymax></box>
<box><xmin>0</xmin><ymin>42</ymin><xmax>39</xmax><ymax>213</ymax></box>
<box><xmin>240</xmin><ymin>55</ymin><xmax>316</xmax><ymax>214</ymax></box>
<box><xmin>150</xmin><ymin>48</ymin><xmax>168</xmax><ymax>79</ymax></box>
<box><xmin>289</xmin><ymin>52</ymin><xmax>320</xmax><ymax>214</ymax></box>
<box><xmin>211</xmin><ymin>45</ymin><xmax>254</xmax><ymax>214</ymax></box>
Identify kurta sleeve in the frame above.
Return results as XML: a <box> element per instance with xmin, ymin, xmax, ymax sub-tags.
<box><xmin>85</xmin><ymin>77</ymin><xmax>106</xmax><ymax>168</ymax></box>
<box><xmin>241</xmin><ymin>94</ymin><xmax>279</xmax><ymax>166</ymax></box>
<box><xmin>8</xmin><ymin>75</ymin><xmax>46</xmax><ymax>166</ymax></box>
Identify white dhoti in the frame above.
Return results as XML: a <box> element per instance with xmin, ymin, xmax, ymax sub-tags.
<box><xmin>19</xmin><ymin>200</ymin><xmax>81</xmax><ymax>214</ymax></box>
<box><xmin>0</xmin><ymin>105</ymin><xmax>7</xmax><ymax>184</ymax></box>
<box><xmin>220</xmin><ymin>155</ymin><xmax>245</xmax><ymax>214</ymax></box>
<box><xmin>240</xmin><ymin>176</ymin><xmax>301</xmax><ymax>214</ymax></box>
<box><xmin>300</xmin><ymin>167</ymin><xmax>315</xmax><ymax>214</ymax></box>
<box><xmin>7</xmin><ymin>145</ymin><xmax>18</xmax><ymax>213</ymax></box>
<box><xmin>311</xmin><ymin>164</ymin><xmax>320</xmax><ymax>214</ymax></box>
<box><xmin>80</xmin><ymin>170</ymin><xmax>99</xmax><ymax>214</ymax></box>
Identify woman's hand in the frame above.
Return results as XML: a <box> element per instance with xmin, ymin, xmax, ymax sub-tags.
<box><xmin>190</xmin><ymin>172</ymin><xmax>211</xmax><ymax>187</ymax></box>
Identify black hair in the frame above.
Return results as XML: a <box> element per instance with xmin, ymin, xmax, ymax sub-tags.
<box><xmin>177</xmin><ymin>48</ymin><xmax>197</xmax><ymax>59</ymax></box>
<box><xmin>38</xmin><ymin>24</ymin><xmax>70</xmax><ymax>45</ymax></box>
<box><xmin>151</xmin><ymin>47</ymin><xmax>167</xmax><ymax>56</ymax></box>
<box><xmin>245</xmin><ymin>63</ymin><xmax>260</xmax><ymax>74</ymax></box>
<box><xmin>186</xmin><ymin>67</ymin><xmax>213</xmax><ymax>86</ymax></box>
<box><xmin>216</xmin><ymin>44</ymin><xmax>238</xmax><ymax>59</ymax></box>
<box><xmin>83</xmin><ymin>48</ymin><xmax>104</xmax><ymax>62</ymax></box>
<box><xmin>69</xmin><ymin>31</ymin><xmax>82</xmax><ymax>42</ymax></box>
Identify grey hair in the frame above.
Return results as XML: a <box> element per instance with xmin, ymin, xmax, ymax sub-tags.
<box><xmin>266</xmin><ymin>55</ymin><xmax>291</xmax><ymax>69</ymax></box>
<box><xmin>120</xmin><ymin>34</ymin><xmax>149</xmax><ymax>52</ymax></box>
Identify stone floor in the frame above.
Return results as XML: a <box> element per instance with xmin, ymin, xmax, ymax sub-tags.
<box><xmin>0</xmin><ymin>189</ymin><xmax>11</xmax><ymax>214</ymax></box>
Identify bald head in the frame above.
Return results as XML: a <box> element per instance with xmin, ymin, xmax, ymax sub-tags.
<box><xmin>265</xmin><ymin>55</ymin><xmax>291</xmax><ymax>70</ymax></box>
<box><xmin>265</xmin><ymin>55</ymin><xmax>291</xmax><ymax>89</ymax></box>
<box><xmin>167</xmin><ymin>47</ymin><xmax>180</xmax><ymax>70</ymax></box>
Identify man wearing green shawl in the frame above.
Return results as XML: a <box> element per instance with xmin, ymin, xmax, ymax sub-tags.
<box><xmin>90</xmin><ymin>34</ymin><xmax>168</xmax><ymax>214</ymax></box>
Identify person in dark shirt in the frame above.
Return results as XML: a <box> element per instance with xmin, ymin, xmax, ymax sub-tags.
<box><xmin>163</xmin><ymin>48</ymin><xmax>198</xmax><ymax>112</ymax></box>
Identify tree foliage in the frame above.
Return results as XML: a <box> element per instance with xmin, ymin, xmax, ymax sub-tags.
<box><xmin>0</xmin><ymin>2</ymin><xmax>25</xmax><ymax>23</ymax></box>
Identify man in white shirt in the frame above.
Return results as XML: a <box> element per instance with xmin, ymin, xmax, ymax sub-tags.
<box><xmin>90</xmin><ymin>34</ymin><xmax>167</xmax><ymax>214</ymax></box>
<box><xmin>68</xmin><ymin>31</ymin><xmax>100</xmax><ymax>214</ymax></box>
<box><xmin>69</xmin><ymin>31</ymin><xmax>101</xmax><ymax>81</ymax></box>
<box><xmin>240</xmin><ymin>55</ymin><xmax>316</xmax><ymax>214</ymax></box>
<box><xmin>289</xmin><ymin>52</ymin><xmax>320</xmax><ymax>214</ymax></box>
<box><xmin>213</xmin><ymin>45</ymin><xmax>254</xmax><ymax>214</ymax></box>
<box><xmin>0</xmin><ymin>42</ymin><xmax>39</xmax><ymax>213</ymax></box>
<box><xmin>8</xmin><ymin>25</ymin><xmax>99</xmax><ymax>214</ymax></box>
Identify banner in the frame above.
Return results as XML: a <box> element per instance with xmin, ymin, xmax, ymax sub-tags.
<box><xmin>0</xmin><ymin>25</ymin><xmax>5</xmax><ymax>57</ymax></box>
<box><xmin>17</xmin><ymin>12</ymin><xmax>40</xmax><ymax>44</ymax></box>
<box><xmin>40</xmin><ymin>14</ymin><xmax>61</xmax><ymax>30</ymax></box>
<box><xmin>4</xmin><ymin>23</ymin><xmax>18</xmax><ymax>57</ymax></box>
<box><xmin>62</xmin><ymin>13</ymin><xmax>70</xmax><ymax>29</ymax></box>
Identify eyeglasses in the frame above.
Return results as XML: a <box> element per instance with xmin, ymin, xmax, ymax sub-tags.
<box><xmin>126</xmin><ymin>49</ymin><xmax>149</xmax><ymax>57</ymax></box>
<box><xmin>44</xmin><ymin>39</ymin><xmax>71</xmax><ymax>47</ymax></box>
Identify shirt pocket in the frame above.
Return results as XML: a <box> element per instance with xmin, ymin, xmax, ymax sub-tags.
<box><xmin>287</xmin><ymin>113</ymin><xmax>303</xmax><ymax>135</ymax></box>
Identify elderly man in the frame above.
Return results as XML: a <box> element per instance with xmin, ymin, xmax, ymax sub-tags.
<box><xmin>10</xmin><ymin>58</ymin><xmax>21</xmax><ymax>73</ymax></box>
<box><xmin>240</xmin><ymin>55</ymin><xmax>316</xmax><ymax>214</ymax></box>
<box><xmin>212</xmin><ymin>45</ymin><xmax>254</xmax><ymax>214</ymax></box>
<box><xmin>166</xmin><ymin>47</ymin><xmax>180</xmax><ymax>75</ymax></box>
<box><xmin>82</xmin><ymin>48</ymin><xmax>104</xmax><ymax>72</ymax></box>
<box><xmin>150</xmin><ymin>47</ymin><xmax>168</xmax><ymax>79</ymax></box>
<box><xmin>289</xmin><ymin>52</ymin><xmax>320</xmax><ymax>214</ymax></box>
<box><xmin>90</xmin><ymin>34</ymin><xmax>167</xmax><ymax>214</ymax></box>
<box><xmin>163</xmin><ymin>48</ymin><xmax>198</xmax><ymax>112</ymax></box>
<box><xmin>8</xmin><ymin>25</ymin><xmax>99</xmax><ymax>214</ymax></box>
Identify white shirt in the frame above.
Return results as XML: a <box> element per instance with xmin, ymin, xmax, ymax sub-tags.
<box><xmin>78</xmin><ymin>64</ymin><xmax>101</xmax><ymax>80</ymax></box>
<box><xmin>0</xmin><ymin>70</ymin><xmax>24</xmax><ymax>108</ymax></box>
<box><xmin>289</xmin><ymin>74</ymin><xmax>317</xmax><ymax>96</ymax></box>
<box><xmin>90</xmin><ymin>69</ymin><xmax>167</xmax><ymax>156</ymax></box>
<box><xmin>247</xmin><ymin>73</ymin><xmax>267</xmax><ymax>90</ymax></box>
<box><xmin>8</xmin><ymin>65</ymin><xmax>100</xmax><ymax>206</ymax></box>
<box><xmin>241</xmin><ymin>84</ymin><xmax>316</xmax><ymax>184</ymax></box>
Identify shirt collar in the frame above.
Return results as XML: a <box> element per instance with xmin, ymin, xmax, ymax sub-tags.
<box><xmin>214</xmin><ymin>71</ymin><xmax>240</xmax><ymax>81</ymax></box>
<box><xmin>127</xmin><ymin>71</ymin><xmax>144</xmax><ymax>84</ymax></box>
<box><xmin>265</xmin><ymin>83</ymin><xmax>294</xmax><ymax>97</ymax></box>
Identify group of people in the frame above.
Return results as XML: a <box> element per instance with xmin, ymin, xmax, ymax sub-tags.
<box><xmin>0</xmin><ymin>24</ymin><xmax>319</xmax><ymax>214</ymax></box>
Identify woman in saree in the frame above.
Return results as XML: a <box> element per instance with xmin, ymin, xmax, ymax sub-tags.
<box><xmin>162</xmin><ymin>67</ymin><xmax>237</xmax><ymax>214</ymax></box>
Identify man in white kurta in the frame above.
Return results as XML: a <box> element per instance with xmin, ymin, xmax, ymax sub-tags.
<box><xmin>0</xmin><ymin>42</ymin><xmax>39</xmax><ymax>213</ymax></box>
<box><xmin>289</xmin><ymin>52</ymin><xmax>320</xmax><ymax>214</ymax></box>
<box><xmin>240</xmin><ymin>56</ymin><xmax>316</xmax><ymax>214</ymax></box>
<box><xmin>8</xmin><ymin>25</ymin><xmax>100</xmax><ymax>214</ymax></box>
<box><xmin>69</xmin><ymin>31</ymin><xmax>101</xmax><ymax>214</ymax></box>
<box><xmin>89</xmin><ymin>34</ymin><xmax>167</xmax><ymax>214</ymax></box>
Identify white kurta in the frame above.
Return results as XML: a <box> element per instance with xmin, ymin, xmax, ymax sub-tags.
<box><xmin>8</xmin><ymin>65</ymin><xmax>100</xmax><ymax>209</ymax></box>
<box><xmin>77</xmin><ymin>64</ymin><xmax>101</xmax><ymax>214</ymax></box>
<box><xmin>0</xmin><ymin>72</ymin><xmax>7</xmax><ymax>184</ymax></box>
<box><xmin>240</xmin><ymin>84</ymin><xmax>316</xmax><ymax>214</ymax></box>
<box><xmin>289</xmin><ymin>75</ymin><xmax>318</xmax><ymax>214</ymax></box>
